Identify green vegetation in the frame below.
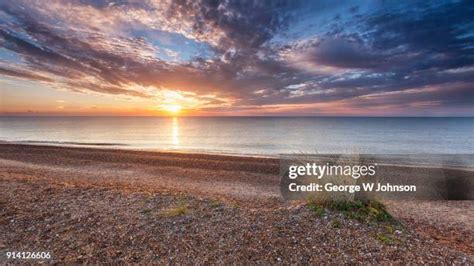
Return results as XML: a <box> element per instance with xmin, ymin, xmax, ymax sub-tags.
<box><xmin>376</xmin><ymin>233</ymin><xmax>393</xmax><ymax>245</ymax></box>
<box><xmin>307</xmin><ymin>199</ymin><xmax>395</xmax><ymax>224</ymax></box>
<box><xmin>307</xmin><ymin>198</ymin><xmax>403</xmax><ymax>244</ymax></box>
<box><xmin>375</xmin><ymin>231</ymin><xmax>402</xmax><ymax>245</ymax></box>
<box><xmin>385</xmin><ymin>224</ymin><xmax>395</xmax><ymax>234</ymax></box>
<box><xmin>329</xmin><ymin>200</ymin><xmax>393</xmax><ymax>223</ymax></box>
<box><xmin>330</xmin><ymin>219</ymin><xmax>341</xmax><ymax>228</ymax></box>
<box><xmin>307</xmin><ymin>201</ymin><xmax>325</xmax><ymax>217</ymax></box>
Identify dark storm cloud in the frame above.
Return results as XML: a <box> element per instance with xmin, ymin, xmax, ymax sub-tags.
<box><xmin>362</xmin><ymin>1</ymin><xmax>474</xmax><ymax>75</ymax></box>
<box><xmin>269</xmin><ymin>1</ymin><xmax>474</xmax><ymax>109</ymax></box>
<box><xmin>0</xmin><ymin>0</ymin><xmax>473</xmax><ymax>114</ymax></box>
<box><xmin>302</xmin><ymin>38</ymin><xmax>384</xmax><ymax>69</ymax></box>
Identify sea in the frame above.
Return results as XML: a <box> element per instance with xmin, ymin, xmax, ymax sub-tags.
<box><xmin>0</xmin><ymin>116</ymin><xmax>473</xmax><ymax>155</ymax></box>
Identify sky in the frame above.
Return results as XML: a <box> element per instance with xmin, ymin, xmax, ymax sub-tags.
<box><xmin>0</xmin><ymin>0</ymin><xmax>473</xmax><ymax>116</ymax></box>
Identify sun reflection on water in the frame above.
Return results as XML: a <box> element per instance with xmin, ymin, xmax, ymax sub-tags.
<box><xmin>172</xmin><ymin>117</ymin><xmax>179</xmax><ymax>147</ymax></box>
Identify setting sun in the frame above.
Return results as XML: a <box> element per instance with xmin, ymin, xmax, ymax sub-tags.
<box><xmin>163</xmin><ymin>104</ymin><xmax>182</xmax><ymax>114</ymax></box>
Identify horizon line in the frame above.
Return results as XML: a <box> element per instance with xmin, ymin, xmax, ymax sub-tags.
<box><xmin>1</xmin><ymin>115</ymin><xmax>473</xmax><ymax>118</ymax></box>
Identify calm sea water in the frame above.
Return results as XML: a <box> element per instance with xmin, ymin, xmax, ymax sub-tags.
<box><xmin>0</xmin><ymin>117</ymin><xmax>473</xmax><ymax>155</ymax></box>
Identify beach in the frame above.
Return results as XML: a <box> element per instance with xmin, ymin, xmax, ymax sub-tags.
<box><xmin>0</xmin><ymin>144</ymin><xmax>472</xmax><ymax>263</ymax></box>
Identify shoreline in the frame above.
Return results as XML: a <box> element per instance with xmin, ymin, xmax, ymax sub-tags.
<box><xmin>2</xmin><ymin>141</ymin><xmax>473</xmax><ymax>170</ymax></box>
<box><xmin>0</xmin><ymin>142</ymin><xmax>280</xmax><ymax>163</ymax></box>
<box><xmin>1</xmin><ymin>140</ymin><xmax>280</xmax><ymax>159</ymax></box>
<box><xmin>1</xmin><ymin>143</ymin><xmax>472</xmax><ymax>262</ymax></box>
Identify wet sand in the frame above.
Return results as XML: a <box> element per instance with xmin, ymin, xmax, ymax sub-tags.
<box><xmin>0</xmin><ymin>144</ymin><xmax>472</xmax><ymax>263</ymax></box>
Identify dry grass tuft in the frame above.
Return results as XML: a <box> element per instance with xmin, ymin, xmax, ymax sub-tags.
<box><xmin>160</xmin><ymin>200</ymin><xmax>190</xmax><ymax>217</ymax></box>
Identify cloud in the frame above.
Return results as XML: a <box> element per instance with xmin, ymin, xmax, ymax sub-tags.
<box><xmin>0</xmin><ymin>66</ymin><xmax>53</xmax><ymax>82</ymax></box>
<box><xmin>166</xmin><ymin>0</ymin><xmax>293</xmax><ymax>50</ymax></box>
<box><xmin>287</xmin><ymin>37</ymin><xmax>384</xmax><ymax>71</ymax></box>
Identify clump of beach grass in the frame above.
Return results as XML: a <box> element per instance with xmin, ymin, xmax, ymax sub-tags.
<box><xmin>209</xmin><ymin>199</ymin><xmax>223</xmax><ymax>208</ymax></box>
<box><xmin>307</xmin><ymin>201</ymin><xmax>325</xmax><ymax>217</ymax></box>
<box><xmin>330</xmin><ymin>219</ymin><xmax>342</xmax><ymax>228</ymax></box>
<box><xmin>160</xmin><ymin>200</ymin><xmax>190</xmax><ymax>217</ymax></box>
<box><xmin>307</xmin><ymin>198</ymin><xmax>394</xmax><ymax>224</ymax></box>
<box><xmin>376</xmin><ymin>233</ymin><xmax>394</xmax><ymax>245</ymax></box>
<box><xmin>329</xmin><ymin>199</ymin><xmax>393</xmax><ymax>223</ymax></box>
<box><xmin>375</xmin><ymin>228</ymin><xmax>403</xmax><ymax>245</ymax></box>
<box><xmin>297</xmin><ymin>152</ymin><xmax>393</xmax><ymax>223</ymax></box>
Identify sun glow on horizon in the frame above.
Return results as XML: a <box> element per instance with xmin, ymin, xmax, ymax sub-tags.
<box><xmin>163</xmin><ymin>104</ymin><xmax>182</xmax><ymax>114</ymax></box>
